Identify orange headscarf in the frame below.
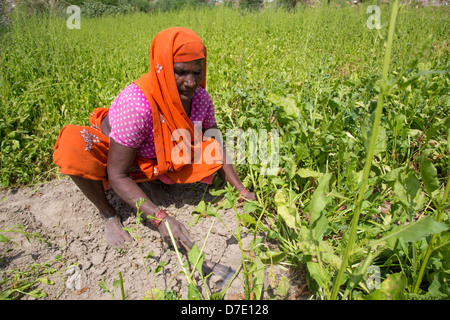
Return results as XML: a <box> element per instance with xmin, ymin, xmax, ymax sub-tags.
<box><xmin>133</xmin><ymin>27</ymin><xmax>222</xmax><ymax>182</ymax></box>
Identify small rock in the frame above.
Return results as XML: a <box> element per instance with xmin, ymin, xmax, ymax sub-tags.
<box><xmin>66</xmin><ymin>266</ymin><xmax>82</xmax><ymax>291</ymax></box>
<box><xmin>90</xmin><ymin>251</ymin><xmax>105</xmax><ymax>265</ymax></box>
<box><xmin>93</xmin><ymin>266</ymin><xmax>107</xmax><ymax>276</ymax></box>
<box><xmin>79</xmin><ymin>258</ymin><xmax>92</xmax><ymax>270</ymax></box>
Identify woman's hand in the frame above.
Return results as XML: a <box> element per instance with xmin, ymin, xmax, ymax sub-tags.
<box><xmin>243</xmin><ymin>190</ymin><xmax>256</xmax><ymax>202</ymax></box>
<box><xmin>238</xmin><ymin>187</ymin><xmax>256</xmax><ymax>203</ymax></box>
<box><xmin>157</xmin><ymin>215</ymin><xmax>194</xmax><ymax>252</ymax></box>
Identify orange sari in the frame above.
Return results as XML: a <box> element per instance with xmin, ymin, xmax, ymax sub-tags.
<box><xmin>53</xmin><ymin>27</ymin><xmax>223</xmax><ymax>185</ymax></box>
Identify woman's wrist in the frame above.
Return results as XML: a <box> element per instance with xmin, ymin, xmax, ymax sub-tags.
<box><xmin>152</xmin><ymin>208</ymin><xmax>167</xmax><ymax>229</ymax></box>
<box><xmin>238</xmin><ymin>187</ymin><xmax>250</xmax><ymax>202</ymax></box>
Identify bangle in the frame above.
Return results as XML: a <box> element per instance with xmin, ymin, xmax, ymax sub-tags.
<box><xmin>102</xmin><ymin>215</ymin><xmax>117</xmax><ymax>222</ymax></box>
<box><xmin>152</xmin><ymin>209</ymin><xmax>167</xmax><ymax>229</ymax></box>
<box><xmin>238</xmin><ymin>188</ymin><xmax>250</xmax><ymax>202</ymax></box>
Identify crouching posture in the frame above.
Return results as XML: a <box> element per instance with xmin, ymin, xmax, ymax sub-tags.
<box><xmin>53</xmin><ymin>27</ymin><xmax>255</xmax><ymax>248</ymax></box>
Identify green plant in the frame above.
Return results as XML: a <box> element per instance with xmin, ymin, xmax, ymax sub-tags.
<box><xmin>202</xmin><ymin>184</ymin><xmax>267</xmax><ymax>300</ymax></box>
<box><xmin>162</xmin><ymin>205</ymin><xmax>229</xmax><ymax>300</ymax></box>
<box><xmin>98</xmin><ymin>276</ymin><xmax>119</xmax><ymax>299</ymax></box>
<box><xmin>331</xmin><ymin>0</ymin><xmax>402</xmax><ymax>300</ymax></box>
<box><xmin>0</xmin><ymin>224</ymin><xmax>49</xmax><ymax>249</ymax></box>
<box><xmin>1</xmin><ymin>3</ymin><xmax>448</xmax><ymax>300</ymax></box>
<box><xmin>121</xmin><ymin>198</ymin><xmax>169</xmax><ymax>300</ymax></box>
<box><xmin>0</xmin><ymin>240</ymin><xmax>66</xmax><ymax>300</ymax></box>
<box><xmin>0</xmin><ymin>255</ymin><xmax>67</xmax><ymax>300</ymax></box>
<box><xmin>0</xmin><ymin>223</ymin><xmax>70</xmax><ymax>300</ymax></box>
<box><xmin>412</xmin><ymin>150</ymin><xmax>450</xmax><ymax>294</ymax></box>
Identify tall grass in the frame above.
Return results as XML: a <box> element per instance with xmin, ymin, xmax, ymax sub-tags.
<box><xmin>330</xmin><ymin>0</ymin><xmax>400</xmax><ymax>300</ymax></box>
<box><xmin>1</xmin><ymin>5</ymin><xmax>447</xmax><ymax>186</ymax></box>
<box><xmin>0</xmin><ymin>4</ymin><xmax>448</xmax><ymax>300</ymax></box>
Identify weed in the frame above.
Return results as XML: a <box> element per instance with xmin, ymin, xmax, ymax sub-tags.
<box><xmin>0</xmin><ymin>225</ymin><xmax>66</xmax><ymax>300</ymax></box>
<box><xmin>1</xmin><ymin>3</ymin><xmax>448</xmax><ymax>300</ymax></box>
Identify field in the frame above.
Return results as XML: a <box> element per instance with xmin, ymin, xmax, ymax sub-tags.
<box><xmin>0</xmin><ymin>2</ymin><xmax>449</xmax><ymax>300</ymax></box>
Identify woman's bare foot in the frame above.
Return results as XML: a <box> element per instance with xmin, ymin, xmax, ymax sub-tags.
<box><xmin>103</xmin><ymin>215</ymin><xmax>133</xmax><ymax>246</ymax></box>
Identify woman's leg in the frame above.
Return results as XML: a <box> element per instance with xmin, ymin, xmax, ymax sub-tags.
<box><xmin>70</xmin><ymin>175</ymin><xmax>133</xmax><ymax>246</ymax></box>
<box><xmin>70</xmin><ymin>175</ymin><xmax>115</xmax><ymax>219</ymax></box>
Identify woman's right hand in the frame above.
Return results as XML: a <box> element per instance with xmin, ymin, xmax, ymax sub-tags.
<box><xmin>157</xmin><ymin>215</ymin><xmax>194</xmax><ymax>252</ymax></box>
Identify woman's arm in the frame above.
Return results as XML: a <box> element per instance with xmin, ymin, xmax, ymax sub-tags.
<box><xmin>107</xmin><ymin>138</ymin><xmax>159</xmax><ymax>217</ymax></box>
<box><xmin>205</xmin><ymin>123</ymin><xmax>256</xmax><ymax>201</ymax></box>
<box><xmin>107</xmin><ymin>138</ymin><xmax>194</xmax><ymax>248</ymax></box>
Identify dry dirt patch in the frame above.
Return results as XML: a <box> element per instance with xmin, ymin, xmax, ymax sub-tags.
<box><xmin>0</xmin><ymin>178</ymin><xmax>308</xmax><ymax>300</ymax></box>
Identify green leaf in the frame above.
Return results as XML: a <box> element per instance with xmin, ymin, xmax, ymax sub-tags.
<box><xmin>309</xmin><ymin>173</ymin><xmax>332</xmax><ymax>240</ymax></box>
<box><xmin>363</xmin><ymin>273</ymin><xmax>407</xmax><ymax>300</ymax></box>
<box><xmin>187</xmin><ymin>244</ymin><xmax>205</xmax><ymax>275</ymax></box>
<box><xmin>26</xmin><ymin>289</ymin><xmax>47</xmax><ymax>298</ymax></box>
<box><xmin>274</xmin><ymin>189</ymin><xmax>299</xmax><ymax>229</ymax></box>
<box><xmin>163</xmin><ymin>289</ymin><xmax>178</xmax><ymax>300</ymax></box>
<box><xmin>297</xmin><ymin>168</ymin><xmax>322</xmax><ymax>179</ymax></box>
<box><xmin>307</xmin><ymin>261</ymin><xmax>331</xmax><ymax>288</ymax></box>
<box><xmin>381</xmin><ymin>167</ymin><xmax>405</xmax><ymax>182</ymax></box>
<box><xmin>187</xmin><ymin>283</ymin><xmax>202</xmax><ymax>300</ymax></box>
<box><xmin>154</xmin><ymin>260</ymin><xmax>167</xmax><ymax>274</ymax></box>
<box><xmin>205</xmin><ymin>205</ymin><xmax>219</xmax><ymax>219</ymax></box>
<box><xmin>267</xmin><ymin>93</ymin><xmax>300</xmax><ymax>118</ymax></box>
<box><xmin>259</xmin><ymin>250</ymin><xmax>286</xmax><ymax>264</ymax></box>
<box><xmin>0</xmin><ymin>288</ymin><xmax>15</xmax><ymax>300</ymax></box>
<box><xmin>309</xmin><ymin>173</ymin><xmax>332</xmax><ymax>221</ymax></box>
<box><xmin>239</xmin><ymin>213</ymin><xmax>256</xmax><ymax>227</ymax></box>
<box><xmin>252</xmin><ymin>256</ymin><xmax>265</xmax><ymax>300</ymax></box>
<box><xmin>276</xmin><ymin>276</ymin><xmax>290</xmax><ymax>298</ymax></box>
<box><xmin>143</xmin><ymin>288</ymin><xmax>164</xmax><ymax>300</ymax></box>
<box><xmin>427</xmin><ymin>272</ymin><xmax>450</xmax><ymax>299</ymax></box>
<box><xmin>296</xmin><ymin>228</ymin><xmax>341</xmax><ymax>269</ymax></box>
<box><xmin>394</xmin><ymin>170</ymin><xmax>424</xmax><ymax>212</ymax></box>
<box><xmin>122</xmin><ymin>227</ymin><xmax>134</xmax><ymax>238</ymax></box>
<box><xmin>209</xmin><ymin>189</ymin><xmax>226</xmax><ymax>196</ymax></box>
<box><xmin>192</xmin><ymin>200</ymin><xmax>206</xmax><ymax>215</ymax></box>
<box><xmin>419</xmin><ymin>150</ymin><xmax>439</xmax><ymax>196</ymax></box>
<box><xmin>362</xmin><ymin>124</ymin><xmax>387</xmax><ymax>156</ymax></box>
<box><xmin>210</xmin><ymin>290</ymin><xmax>226</xmax><ymax>300</ymax></box>
<box><xmin>37</xmin><ymin>277</ymin><xmax>54</xmax><ymax>285</ymax></box>
<box><xmin>144</xmin><ymin>251</ymin><xmax>155</xmax><ymax>260</ymax></box>
<box><xmin>243</xmin><ymin>201</ymin><xmax>258</xmax><ymax>213</ymax></box>
<box><xmin>372</xmin><ymin>216</ymin><xmax>449</xmax><ymax>246</ymax></box>
<box><xmin>0</xmin><ymin>234</ymin><xmax>10</xmax><ymax>242</ymax></box>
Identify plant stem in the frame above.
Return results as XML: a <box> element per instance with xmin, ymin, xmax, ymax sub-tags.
<box><xmin>413</xmin><ymin>175</ymin><xmax>449</xmax><ymax>293</ymax></box>
<box><xmin>118</xmin><ymin>271</ymin><xmax>125</xmax><ymax>300</ymax></box>
<box><xmin>163</xmin><ymin>220</ymin><xmax>195</xmax><ymax>287</ymax></box>
<box><xmin>134</xmin><ymin>199</ymin><xmax>154</xmax><ymax>299</ymax></box>
<box><xmin>190</xmin><ymin>218</ymin><xmax>215</xmax><ymax>300</ymax></box>
<box><xmin>233</xmin><ymin>205</ymin><xmax>250</xmax><ymax>299</ymax></box>
<box><xmin>330</xmin><ymin>0</ymin><xmax>400</xmax><ymax>300</ymax></box>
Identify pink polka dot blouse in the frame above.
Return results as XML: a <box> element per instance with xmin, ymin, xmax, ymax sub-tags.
<box><xmin>108</xmin><ymin>83</ymin><xmax>216</xmax><ymax>158</ymax></box>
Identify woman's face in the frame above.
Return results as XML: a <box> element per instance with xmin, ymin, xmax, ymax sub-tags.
<box><xmin>173</xmin><ymin>59</ymin><xmax>204</xmax><ymax>104</ymax></box>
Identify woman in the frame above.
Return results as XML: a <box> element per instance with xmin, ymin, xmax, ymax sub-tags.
<box><xmin>53</xmin><ymin>27</ymin><xmax>255</xmax><ymax>248</ymax></box>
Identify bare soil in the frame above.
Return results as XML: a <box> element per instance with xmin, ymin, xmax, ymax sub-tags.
<box><xmin>0</xmin><ymin>178</ymin><xmax>308</xmax><ymax>300</ymax></box>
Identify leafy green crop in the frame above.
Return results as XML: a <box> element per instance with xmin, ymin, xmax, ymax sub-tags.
<box><xmin>0</xmin><ymin>3</ymin><xmax>448</xmax><ymax>300</ymax></box>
